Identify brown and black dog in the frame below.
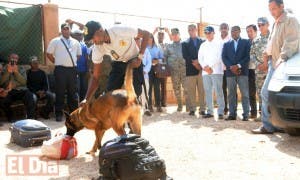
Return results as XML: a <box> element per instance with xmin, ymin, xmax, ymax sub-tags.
<box><xmin>65</xmin><ymin>62</ymin><xmax>142</xmax><ymax>155</ymax></box>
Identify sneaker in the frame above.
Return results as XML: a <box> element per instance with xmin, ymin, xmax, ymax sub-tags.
<box><xmin>144</xmin><ymin>110</ymin><xmax>152</xmax><ymax>116</ymax></box>
<box><xmin>202</xmin><ymin>114</ymin><xmax>213</xmax><ymax>118</ymax></box>
<box><xmin>189</xmin><ymin>111</ymin><xmax>195</xmax><ymax>116</ymax></box>
<box><xmin>157</xmin><ymin>107</ymin><xmax>163</xmax><ymax>112</ymax></box>
<box><xmin>218</xmin><ymin>114</ymin><xmax>224</xmax><ymax>119</ymax></box>
<box><xmin>199</xmin><ymin>111</ymin><xmax>206</xmax><ymax>116</ymax></box>
<box><xmin>250</xmin><ymin>113</ymin><xmax>257</xmax><ymax>119</ymax></box>
<box><xmin>177</xmin><ymin>106</ymin><xmax>182</xmax><ymax>112</ymax></box>
<box><xmin>149</xmin><ymin>106</ymin><xmax>154</xmax><ymax>113</ymax></box>
<box><xmin>224</xmin><ymin>108</ymin><xmax>229</xmax><ymax>115</ymax></box>
<box><xmin>225</xmin><ymin>116</ymin><xmax>236</xmax><ymax>121</ymax></box>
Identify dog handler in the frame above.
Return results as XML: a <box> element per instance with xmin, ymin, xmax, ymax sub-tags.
<box><xmin>82</xmin><ymin>21</ymin><xmax>150</xmax><ymax>102</ymax></box>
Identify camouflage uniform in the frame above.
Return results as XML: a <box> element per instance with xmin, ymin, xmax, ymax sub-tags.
<box><xmin>165</xmin><ymin>41</ymin><xmax>187</xmax><ymax>110</ymax></box>
<box><xmin>250</xmin><ymin>32</ymin><xmax>270</xmax><ymax>111</ymax></box>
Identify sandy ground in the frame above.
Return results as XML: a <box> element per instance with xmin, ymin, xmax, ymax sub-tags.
<box><xmin>1</xmin><ymin>105</ymin><xmax>300</xmax><ymax>180</ymax></box>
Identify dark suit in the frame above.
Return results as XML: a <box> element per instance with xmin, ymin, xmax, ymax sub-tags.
<box><xmin>222</xmin><ymin>38</ymin><xmax>250</xmax><ymax>118</ymax></box>
<box><xmin>182</xmin><ymin>37</ymin><xmax>206</xmax><ymax>112</ymax></box>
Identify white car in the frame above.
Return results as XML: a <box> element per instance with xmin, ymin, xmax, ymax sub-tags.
<box><xmin>268</xmin><ymin>52</ymin><xmax>300</xmax><ymax>136</ymax></box>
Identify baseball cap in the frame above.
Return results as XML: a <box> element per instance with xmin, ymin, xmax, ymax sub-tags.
<box><xmin>72</xmin><ymin>29</ymin><xmax>83</xmax><ymax>34</ymax></box>
<box><xmin>61</xmin><ymin>23</ymin><xmax>70</xmax><ymax>29</ymax></box>
<box><xmin>84</xmin><ymin>21</ymin><xmax>102</xmax><ymax>41</ymax></box>
<box><xmin>204</xmin><ymin>26</ymin><xmax>214</xmax><ymax>34</ymax></box>
<box><xmin>29</xmin><ymin>56</ymin><xmax>38</xmax><ymax>63</ymax></box>
<box><xmin>171</xmin><ymin>28</ymin><xmax>180</xmax><ymax>34</ymax></box>
<box><xmin>257</xmin><ymin>17</ymin><xmax>269</xmax><ymax>24</ymax></box>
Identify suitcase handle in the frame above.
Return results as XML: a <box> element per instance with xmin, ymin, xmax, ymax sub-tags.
<box><xmin>29</xmin><ymin>136</ymin><xmax>50</xmax><ymax>141</ymax></box>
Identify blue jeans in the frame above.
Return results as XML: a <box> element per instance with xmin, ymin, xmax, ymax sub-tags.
<box><xmin>203</xmin><ymin>74</ymin><xmax>225</xmax><ymax>115</ymax></box>
<box><xmin>261</xmin><ymin>63</ymin><xmax>278</xmax><ymax>132</ymax></box>
<box><xmin>227</xmin><ymin>75</ymin><xmax>250</xmax><ymax>118</ymax></box>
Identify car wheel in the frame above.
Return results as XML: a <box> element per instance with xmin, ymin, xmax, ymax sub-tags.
<box><xmin>285</xmin><ymin>128</ymin><xmax>300</xmax><ymax>136</ymax></box>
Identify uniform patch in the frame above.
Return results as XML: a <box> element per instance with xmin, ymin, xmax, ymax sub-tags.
<box><xmin>119</xmin><ymin>40</ymin><xmax>127</xmax><ymax>47</ymax></box>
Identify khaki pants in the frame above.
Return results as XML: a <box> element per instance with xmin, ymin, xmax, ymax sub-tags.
<box><xmin>185</xmin><ymin>74</ymin><xmax>206</xmax><ymax>112</ymax></box>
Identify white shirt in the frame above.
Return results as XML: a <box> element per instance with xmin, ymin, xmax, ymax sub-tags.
<box><xmin>47</xmin><ymin>36</ymin><xmax>82</xmax><ymax>67</ymax></box>
<box><xmin>198</xmin><ymin>38</ymin><xmax>224</xmax><ymax>75</ymax></box>
<box><xmin>92</xmin><ymin>26</ymin><xmax>139</xmax><ymax>64</ymax></box>
<box><xmin>142</xmin><ymin>48</ymin><xmax>152</xmax><ymax>79</ymax></box>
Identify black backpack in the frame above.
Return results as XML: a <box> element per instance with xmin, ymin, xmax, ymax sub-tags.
<box><xmin>98</xmin><ymin>134</ymin><xmax>171</xmax><ymax>180</ymax></box>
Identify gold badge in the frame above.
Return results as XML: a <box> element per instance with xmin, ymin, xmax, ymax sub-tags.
<box><xmin>83</xmin><ymin>26</ymin><xmax>88</xmax><ymax>35</ymax></box>
<box><xmin>119</xmin><ymin>40</ymin><xmax>127</xmax><ymax>47</ymax></box>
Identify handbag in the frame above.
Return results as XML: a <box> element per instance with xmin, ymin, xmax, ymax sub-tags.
<box><xmin>154</xmin><ymin>63</ymin><xmax>171</xmax><ymax>78</ymax></box>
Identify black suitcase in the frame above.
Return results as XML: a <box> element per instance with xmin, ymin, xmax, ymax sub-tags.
<box><xmin>9</xmin><ymin>119</ymin><xmax>51</xmax><ymax>147</ymax></box>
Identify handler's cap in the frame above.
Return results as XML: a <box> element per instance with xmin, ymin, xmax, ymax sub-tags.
<box><xmin>84</xmin><ymin>21</ymin><xmax>102</xmax><ymax>41</ymax></box>
<box><xmin>61</xmin><ymin>23</ymin><xmax>70</xmax><ymax>30</ymax></box>
<box><xmin>257</xmin><ymin>17</ymin><xmax>269</xmax><ymax>24</ymax></box>
<box><xmin>204</xmin><ymin>26</ymin><xmax>214</xmax><ymax>34</ymax></box>
<box><xmin>171</xmin><ymin>28</ymin><xmax>180</xmax><ymax>34</ymax></box>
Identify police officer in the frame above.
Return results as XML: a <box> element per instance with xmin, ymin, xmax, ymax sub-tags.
<box><xmin>164</xmin><ymin>28</ymin><xmax>188</xmax><ymax>112</ymax></box>
<box><xmin>250</xmin><ymin>17</ymin><xmax>270</xmax><ymax>119</ymax></box>
<box><xmin>83</xmin><ymin>21</ymin><xmax>150</xmax><ymax>102</ymax></box>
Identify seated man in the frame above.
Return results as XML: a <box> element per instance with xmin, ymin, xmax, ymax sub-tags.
<box><xmin>0</xmin><ymin>53</ymin><xmax>36</xmax><ymax>121</ymax></box>
<box><xmin>27</xmin><ymin>56</ymin><xmax>55</xmax><ymax>119</ymax></box>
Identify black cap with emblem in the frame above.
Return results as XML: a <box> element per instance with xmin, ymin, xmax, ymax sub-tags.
<box><xmin>84</xmin><ymin>21</ymin><xmax>102</xmax><ymax>41</ymax></box>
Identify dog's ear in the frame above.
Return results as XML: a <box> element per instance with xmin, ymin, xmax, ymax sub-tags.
<box><xmin>63</xmin><ymin>110</ymin><xmax>70</xmax><ymax>120</ymax></box>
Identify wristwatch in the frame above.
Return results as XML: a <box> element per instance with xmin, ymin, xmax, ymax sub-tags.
<box><xmin>138</xmin><ymin>53</ymin><xmax>144</xmax><ymax>60</ymax></box>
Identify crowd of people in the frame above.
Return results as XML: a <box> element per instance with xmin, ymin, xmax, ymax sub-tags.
<box><xmin>0</xmin><ymin>0</ymin><xmax>299</xmax><ymax>135</ymax></box>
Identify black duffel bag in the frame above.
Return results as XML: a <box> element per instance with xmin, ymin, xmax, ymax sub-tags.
<box><xmin>98</xmin><ymin>134</ymin><xmax>171</xmax><ymax>180</ymax></box>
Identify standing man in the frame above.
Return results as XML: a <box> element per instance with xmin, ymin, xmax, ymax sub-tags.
<box><xmin>0</xmin><ymin>53</ymin><xmax>36</xmax><ymax>121</ymax></box>
<box><xmin>153</xmin><ymin>28</ymin><xmax>171</xmax><ymax>107</ymax></box>
<box><xmin>251</xmin><ymin>17</ymin><xmax>270</xmax><ymax>118</ymax></box>
<box><xmin>71</xmin><ymin>29</ymin><xmax>90</xmax><ymax>102</ymax></box>
<box><xmin>246</xmin><ymin>24</ymin><xmax>258</xmax><ymax>119</ymax></box>
<box><xmin>222</xmin><ymin>26</ymin><xmax>251</xmax><ymax>121</ymax></box>
<box><xmin>182</xmin><ymin>24</ymin><xmax>206</xmax><ymax>116</ymax></box>
<box><xmin>164</xmin><ymin>28</ymin><xmax>187</xmax><ymax>112</ymax></box>
<box><xmin>219</xmin><ymin>23</ymin><xmax>231</xmax><ymax>115</ymax></box>
<box><xmin>198</xmin><ymin>26</ymin><xmax>225</xmax><ymax>119</ymax></box>
<box><xmin>252</xmin><ymin>0</ymin><xmax>300</xmax><ymax>134</ymax></box>
<box><xmin>83</xmin><ymin>21</ymin><xmax>150</xmax><ymax>101</ymax></box>
<box><xmin>47</xmin><ymin>23</ymin><xmax>82</xmax><ymax>122</ymax></box>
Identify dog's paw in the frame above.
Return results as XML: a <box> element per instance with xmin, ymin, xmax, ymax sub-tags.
<box><xmin>86</xmin><ymin>151</ymin><xmax>96</xmax><ymax>156</ymax></box>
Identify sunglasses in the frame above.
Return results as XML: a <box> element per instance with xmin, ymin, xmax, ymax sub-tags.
<box><xmin>258</xmin><ymin>24</ymin><xmax>266</xmax><ymax>27</ymax></box>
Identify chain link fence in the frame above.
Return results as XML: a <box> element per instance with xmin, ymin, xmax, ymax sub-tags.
<box><xmin>0</xmin><ymin>3</ymin><xmax>43</xmax><ymax>65</ymax></box>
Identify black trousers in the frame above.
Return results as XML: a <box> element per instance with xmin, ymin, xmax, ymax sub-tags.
<box><xmin>34</xmin><ymin>91</ymin><xmax>55</xmax><ymax>114</ymax></box>
<box><xmin>160</xmin><ymin>78</ymin><xmax>167</xmax><ymax>106</ymax></box>
<box><xmin>106</xmin><ymin>61</ymin><xmax>142</xmax><ymax>98</ymax></box>
<box><xmin>0</xmin><ymin>89</ymin><xmax>36</xmax><ymax>120</ymax></box>
<box><xmin>223</xmin><ymin>71</ymin><xmax>228</xmax><ymax>112</ymax></box>
<box><xmin>77</xmin><ymin>71</ymin><xmax>89</xmax><ymax>101</ymax></box>
<box><xmin>248</xmin><ymin>69</ymin><xmax>257</xmax><ymax>115</ymax></box>
<box><xmin>148</xmin><ymin>67</ymin><xmax>161</xmax><ymax>108</ymax></box>
<box><xmin>54</xmin><ymin>66</ymin><xmax>78</xmax><ymax>117</ymax></box>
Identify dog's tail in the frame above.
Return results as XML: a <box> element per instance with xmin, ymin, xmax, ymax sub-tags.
<box><xmin>124</xmin><ymin>61</ymin><xmax>136</xmax><ymax>103</ymax></box>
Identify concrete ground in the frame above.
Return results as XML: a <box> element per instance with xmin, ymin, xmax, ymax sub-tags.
<box><xmin>1</xmin><ymin>105</ymin><xmax>300</xmax><ymax>180</ymax></box>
